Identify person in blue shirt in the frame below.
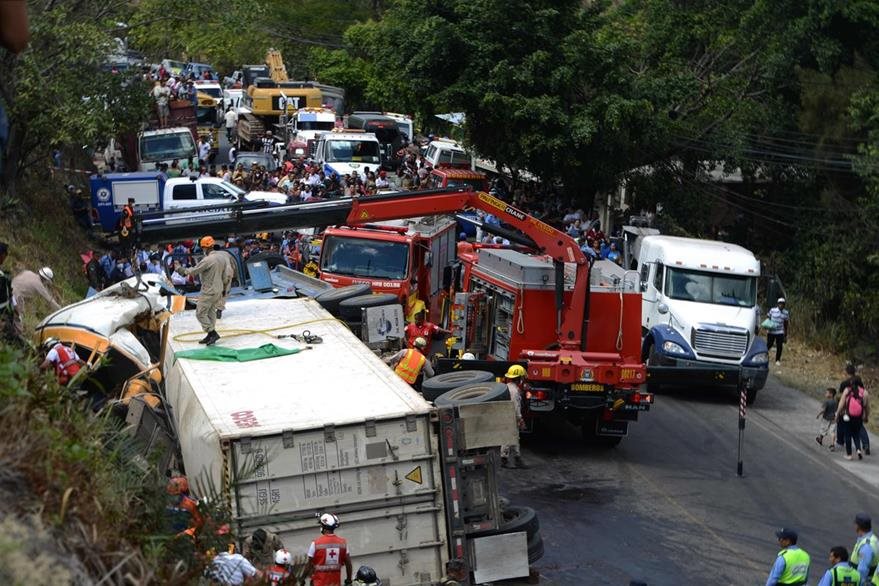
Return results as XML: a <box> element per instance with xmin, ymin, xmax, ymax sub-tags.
<box><xmin>852</xmin><ymin>513</ymin><xmax>878</xmax><ymax>585</ymax></box>
<box><xmin>767</xmin><ymin>528</ymin><xmax>810</xmax><ymax>586</ymax></box>
<box><xmin>817</xmin><ymin>546</ymin><xmax>860</xmax><ymax>586</ymax></box>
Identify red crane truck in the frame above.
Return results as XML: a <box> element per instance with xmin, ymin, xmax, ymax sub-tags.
<box><xmin>133</xmin><ymin>188</ymin><xmax>652</xmax><ymax>445</ymax></box>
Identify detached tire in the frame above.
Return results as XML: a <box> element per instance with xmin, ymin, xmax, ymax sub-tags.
<box><xmin>473</xmin><ymin>505</ymin><xmax>540</xmax><ymax>540</ymax></box>
<box><xmin>528</xmin><ymin>531</ymin><xmax>545</xmax><ymax>563</ymax></box>
<box><xmin>433</xmin><ymin>382</ymin><xmax>509</xmax><ymax>407</ymax></box>
<box><xmin>338</xmin><ymin>293</ymin><xmax>400</xmax><ymax>320</ymax></box>
<box><xmin>314</xmin><ymin>284</ymin><xmax>372</xmax><ymax>315</ymax></box>
<box><xmin>421</xmin><ymin>370</ymin><xmax>495</xmax><ymax>402</ymax></box>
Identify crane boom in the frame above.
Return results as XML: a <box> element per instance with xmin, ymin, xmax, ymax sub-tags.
<box><xmin>132</xmin><ymin>188</ymin><xmax>590</xmax><ymax>349</ymax></box>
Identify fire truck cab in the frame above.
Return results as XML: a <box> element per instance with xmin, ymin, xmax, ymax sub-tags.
<box><xmin>452</xmin><ymin>249</ymin><xmax>648</xmax><ymax>443</ymax></box>
<box><xmin>318</xmin><ymin>215</ymin><xmax>458</xmax><ymax>320</ymax></box>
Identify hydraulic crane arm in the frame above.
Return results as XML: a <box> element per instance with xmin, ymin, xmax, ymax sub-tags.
<box><xmin>133</xmin><ymin>188</ymin><xmax>591</xmax><ymax>349</ymax></box>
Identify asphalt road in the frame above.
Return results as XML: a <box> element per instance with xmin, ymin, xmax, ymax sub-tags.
<box><xmin>500</xmin><ymin>375</ymin><xmax>879</xmax><ymax>585</ymax></box>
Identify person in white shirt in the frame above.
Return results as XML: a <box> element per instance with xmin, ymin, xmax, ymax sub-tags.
<box><xmin>766</xmin><ymin>297</ymin><xmax>790</xmax><ymax>365</ymax></box>
<box><xmin>198</xmin><ymin>137</ymin><xmax>211</xmax><ymax>164</ymax></box>
<box><xmin>223</xmin><ymin>107</ymin><xmax>238</xmax><ymax>141</ymax></box>
<box><xmin>209</xmin><ymin>550</ymin><xmax>260</xmax><ymax>585</ymax></box>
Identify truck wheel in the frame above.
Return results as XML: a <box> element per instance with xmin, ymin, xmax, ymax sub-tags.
<box><xmin>313</xmin><ymin>284</ymin><xmax>372</xmax><ymax>314</ymax></box>
<box><xmin>746</xmin><ymin>388</ymin><xmax>758</xmax><ymax>405</ymax></box>
<box><xmin>421</xmin><ymin>370</ymin><xmax>495</xmax><ymax>402</ymax></box>
<box><xmin>338</xmin><ymin>293</ymin><xmax>400</xmax><ymax>320</ymax></box>
<box><xmin>528</xmin><ymin>531</ymin><xmax>545</xmax><ymax>563</ymax></box>
<box><xmin>433</xmin><ymin>382</ymin><xmax>509</xmax><ymax>407</ymax></box>
<box><xmin>473</xmin><ymin>505</ymin><xmax>540</xmax><ymax>540</ymax></box>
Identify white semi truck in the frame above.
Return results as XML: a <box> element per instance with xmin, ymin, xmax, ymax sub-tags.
<box><xmin>622</xmin><ymin>229</ymin><xmax>770</xmax><ymax>402</ymax></box>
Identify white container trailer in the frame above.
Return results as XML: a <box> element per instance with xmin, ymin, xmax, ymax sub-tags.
<box><xmin>163</xmin><ymin>296</ymin><xmax>522</xmax><ymax>584</ymax></box>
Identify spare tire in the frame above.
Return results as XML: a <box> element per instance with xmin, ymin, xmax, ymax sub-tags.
<box><xmin>313</xmin><ymin>284</ymin><xmax>372</xmax><ymax>314</ymax></box>
<box><xmin>338</xmin><ymin>293</ymin><xmax>400</xmax><ymax>320</ymax></box>
<box><xmin>528</xmin><ymin>531</ymin><xmax>545</xmax><ymax>563</ymax></box>
<box><xmin>421</xmin><ymin>370</ymin><xmax>495</xmax><ymax>402</ymax></box>
<box><xmin>433</xmin><ymin>382</ymin><xmax>509</xmax><ymax>408</ymax></box>
<box><xmin>473</xmin><ymin>505</ymin><xmax>540</xmax><ymax>540</ymax></box>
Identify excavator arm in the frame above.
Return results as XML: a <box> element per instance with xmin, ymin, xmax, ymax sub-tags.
<box><xmin>133</xmin><ymin>188</ymin><xmax>591</xmax><ymax>349</ymax></box>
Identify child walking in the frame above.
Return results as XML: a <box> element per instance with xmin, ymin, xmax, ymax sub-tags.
<box><xmin>816</xmin><ymin>387</ymin><xmax>838</xmax><ymax>450</ymax></box>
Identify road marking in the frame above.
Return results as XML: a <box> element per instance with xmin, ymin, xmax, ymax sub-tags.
<box><xmin>625</xmin><ymin>463</ymin><xmax>767</xmax><ymax>574</ymax></box>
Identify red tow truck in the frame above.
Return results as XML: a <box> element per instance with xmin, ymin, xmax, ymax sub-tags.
<box><xmin>133</xmin><ymin>188</ymin><xmax>652</xmax><ymax>445</ymax></box>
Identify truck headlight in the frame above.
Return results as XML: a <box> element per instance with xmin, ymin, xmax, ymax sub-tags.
<box><xmin>749</xmin><ymin>352</ymin><xmax>769</xmax><ymax>365</ymax></box>
<box><xmin>662</xmin><ymin>341</ymin><xmax>688</xmax><ymax>355</ymax></box>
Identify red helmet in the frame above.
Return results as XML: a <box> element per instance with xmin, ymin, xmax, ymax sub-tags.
<box><xmin>166</xmin><ymin>475</ymin><xmax>190</xmax><ymax>495</ymax></box>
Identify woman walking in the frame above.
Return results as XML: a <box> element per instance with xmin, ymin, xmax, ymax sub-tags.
<box><xmin>836</xmin><ymin>376</ymin><xmax>869</xmax><ymax>460</ymax></box>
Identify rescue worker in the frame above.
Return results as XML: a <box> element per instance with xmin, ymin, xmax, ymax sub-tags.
<box><xmin>212</xmin><ymin>243</ymin><xmax>237</xmax><ymax>320</ymax></box>
<box><xmin>352</xmin><ymin>566</ymin><xmax>382</xmax><ymax>586</ymax></box>
<box><xmin>501</xmin><ymin>365</ymin><xmax>527</xmax><ymax>469</ymax></box>
<box><xmin>0</xmin><ymin>242</ymin><xmax>16</xmax><ymax>341</ymax></box>
<box><xmin>305</xmin><ymin>513</ymin><xmax>353</xmax><ymax>586</ymax></box>
<box><xmin>851</xmin><ymin>513</ymin><xmax>878</xmax><ymax>585</ymax></box>
<box><xmin>440</xmin><ymin>559</ymin><xmax>467</xmax><ymax>586</ymax></box>
<box><xmin>243</xmin><ymin>528</ymin><xmax>285</xmax><ymax>570</ymax></box>
<box><xmin>38</xmin><ymin>337</ymin><xmax>82</xmax><ymax>386</ymax></box>
<box><xmin>384</xmin><ymin>337</ymin><xmax>434</xmax><ymax>387</ymax></box>
<box><xmin>165</xmin><ymin>475</ymin><xmax>204</xmax><ymax>538</ymax></box>
<box><xmin>766</xmin><ymin>528</ymin><xmax>810</xmax><ymax>586</ymax></box>
<box><xmin>12</xmin><ymin>266</ymin><xmax>60</xmax><ymax>321</ymax></box>
<box><xmin>174</xmin><ymin>235</ymin><xmax>231</xmax><ymax>345</ymax></box>
<box><xmin>403</xmin><ymin>310</ymin><xmax>450</xmax><ymax>349</ymax></box>
<box><xmin>266</xmin><ymin>549</ymin><xmax>292</xmax><ymax>585</ymax></box>
<box><xmin>817</xmin><ymin>546</ymin><xmax>860</xmax><ymax>586</ymax></box>
<box><xmin>119</xmin><ymin>197</ymin><xmax>136</xmax><ymax>244</ymax></box>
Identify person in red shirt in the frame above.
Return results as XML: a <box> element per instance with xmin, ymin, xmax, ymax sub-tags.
<box><xmin>306</xmin><ymin>513</ymin><xmax>352</xmax><ymax>586</ymax></box>
<box><xmin>404</xmin><ymin>310</ymin><xmax>450</xmax><ymax>349</ymax></box>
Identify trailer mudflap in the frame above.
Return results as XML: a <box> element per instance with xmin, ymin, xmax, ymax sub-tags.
<box><xmin>471</xmin><ymin>531</ymin><xmax>530</xmax><ymax>583</ymax></box>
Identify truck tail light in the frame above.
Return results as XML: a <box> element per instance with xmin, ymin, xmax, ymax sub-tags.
<box><xmin>631</xmin><ymin>392</ymin><xmax>654</xmax><ymax>405</ymax></box>
<box><xmin>528</xmin><ymin>390</ymin><xmax>547</xmax><ymax>401</ymax></box>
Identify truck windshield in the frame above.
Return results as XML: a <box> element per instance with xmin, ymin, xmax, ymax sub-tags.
<box><xmin>327</xmin><ymin>140</ymin><xmax>381</xmax><ymax>164</ymax></box>
<box><xmin>298</xmin><ymin>120</ymin><xmax>335</xmax><ymax>131</ymax></box>
<box><xmin>196</xmin><ymin>106</ymin><xmax>215</xmax><ymax>125</ymax></box>
<box><xmin>320</xmin><ymin>236</ymin><xmax>409</xmax><ymax>280</ymax></box>
<box><xmin>446</xmin><ymin>178</ymin><xmax>485</xmax><ymax>191</ymax></box>
<box><xmin>140</xmin><ymin>132</ymin><xmax>195</xmax><ymax>162</ymax></box>
<box><xmin>665</xmin><ymin>267</ymin><xmax>756</xmax><ymax>307</ymax></box>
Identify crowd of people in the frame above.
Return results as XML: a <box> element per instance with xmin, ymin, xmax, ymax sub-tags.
<box><xmin>816</xmin><ymin>364</ymin><xmax>872</xmax><ymax>462</ymax></box>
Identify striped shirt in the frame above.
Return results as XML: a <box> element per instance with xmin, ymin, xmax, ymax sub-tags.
<box><xmin>767</xmin><ymin>307</ymin><xmax>789</xmax><ymax>335</ymax></box>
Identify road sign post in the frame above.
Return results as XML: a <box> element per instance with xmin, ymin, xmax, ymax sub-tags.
<box><xmin>737</xmin><ymin>375</ymin><xmax>746</xmax><ymax>477</ymax></box>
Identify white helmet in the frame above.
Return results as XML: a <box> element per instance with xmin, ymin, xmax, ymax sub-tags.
<box><xmin>461</xmin><ymin>352</ymin><xmax>476</xmax><ymax>360</ymax></box>
<box><xmin>38</xmin><ymin>267</ymin><xmax>54</xmax><ymax>281</ymax></box>
<box><xmin>42</xmin><ymin>337</ymin><xmax>59</xmax><ymax>350</ymax></box>
<box><xmin>319</xmin><ymin>513</ymin><xmax>339</xmax><ymax>530</ymax></box>
<box><xmin>274</xmin><ymin>549</ymin><xmax>292</xmax><ymax>565</ymax></box>
<box><xmin>413</xmin><ymin>337</ymin><xmax>427</xmax><ymax>349</ymax></box>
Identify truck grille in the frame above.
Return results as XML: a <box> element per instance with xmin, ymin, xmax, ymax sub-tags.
<box><xmin>693</xmin><ymin>329</ymin><xmax>748</xmax><ymax>358</ymax></box>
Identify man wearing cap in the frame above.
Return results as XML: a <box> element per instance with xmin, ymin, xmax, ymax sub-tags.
<box><xmin>817</xmin><ymin>546</ymin><xmax>860</xmax><ymax>586</ymax></box>
<box><xmin>766</xmin><ymin>297</ymin><xmax>790</xmax><ymax>365</ymax></box>
<box><xmin>174</xmin><ymin>236</ymin><xmax>231</xmax><ymax>345</ymax></box>
<box><xmin>767</xmin><ymin>528</ymin><xmax>810</xmax><ymax>586</ymax></box>
<box><xmin>851</xmin><ymin>514</ymin><xmax>878</xmax><ymax>585</ymax></box>
<box><xmin>12</xmin><ymin>266</ymin><xmax>60</xmax><ymax>322</ymax></box>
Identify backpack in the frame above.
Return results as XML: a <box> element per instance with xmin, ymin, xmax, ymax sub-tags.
<box><xmin>846</xmin><ymin>386</ymin><xmax>865</xmax><ymax>418</ymax></box>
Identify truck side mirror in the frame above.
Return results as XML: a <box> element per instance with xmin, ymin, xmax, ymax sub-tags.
<box><xmin>640</xmin><ymin>281</ymin><xmax>648</xmax><ymax>293</ymax></box>
<box><xmin>657</xmin><ymin>302</ymin><xmax>669</xmax><ymax>315</ymax></box>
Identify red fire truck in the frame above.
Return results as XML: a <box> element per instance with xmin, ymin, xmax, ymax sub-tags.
<box><xmin>133</xmin><ymin>188</ymin><xmax>652</xmax><ymax>445</ymax></box>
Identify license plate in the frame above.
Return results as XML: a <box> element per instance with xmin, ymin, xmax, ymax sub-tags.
<box><xmin>570</xmin><ymin>383</ymin><xmax>604</xmax><ymax>392</ymax></box>
<box><xmin>598</xmin><ymin>421</ymin><xmax>629</xmax><ymax>436</ymax></box>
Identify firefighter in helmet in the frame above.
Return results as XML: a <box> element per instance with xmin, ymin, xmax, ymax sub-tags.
<box><xmin>165</xmin><ymin>475</ymin><xmax>204</xmax><ymax>538</ymax></box>
<box><xmin>305</xmin><ymin>513</ymin><xmax>353</xmax><ymax>586</ymax></box>
<box><xmin>501</xmin><ymin>364</ymin><xmax>527</xmax><ymax>469</ymax></box>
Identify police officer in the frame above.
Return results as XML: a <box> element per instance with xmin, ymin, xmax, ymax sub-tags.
<box><xmin>817</xmin><ymin>546</ymin><xmax>860</xmax><ymax>586</ymax></box>
<box><xmin>852</xmin><ymin>513</ymin><xmax>878</xmax><ymax>585</ymax></box>
<box><xmin>766</xmin><ymin>528</ymin><xmax>810</xmax><ymax>586</ymax></box>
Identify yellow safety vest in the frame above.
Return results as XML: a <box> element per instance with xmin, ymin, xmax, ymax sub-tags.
<box><xmin>853</xmin><ymin>533</ymin><xmax>879</xmax><ymax>577</ymax></box>
<box><xmin>394</xmin><ymin>349</ymin><xmax>426</xmax><ymax>384</ymax></box>
<box><xmin>778</xmin><ymin>547</ymin><xmax>810</xmax><ymax>585</ymax></box>
<box><xmin>830</xmin><ymin>563</ymin><xmax>861</xmax><ymax>585</ymax></box>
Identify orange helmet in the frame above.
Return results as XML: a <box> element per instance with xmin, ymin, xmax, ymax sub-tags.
<box><xmin>199</xmin><ymin>235</ymin><xmax>215</xmax><ymax>249</ymax></box>
<box><xmin>166</xmin><ymin>475</ymin><xmax>190</xmax><ymax>495</ymax></box>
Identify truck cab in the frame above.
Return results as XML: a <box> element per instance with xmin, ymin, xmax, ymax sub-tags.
<box><xmin>423</xmin><ymin>139</ymin><xmax>472</xmax><ymax>169</ymax></box>
<box><xmin>347</xmin><ymin>112</ymin><xmax>404</xmax><ymax>169</ymax></box>
<box><xmin>318</xmin><ymin>216</ymin><xmax>458</xmax><ymax>320</ymax></box>
<box><xmin>636</xmin><ymin>235</ymin><xmax>769</xmax><ymax>400</ymax></box>
<box><xmin>313</xmin><ymin>130</ymin><xmax>383</xmax><ymax>179</ymax></box>
<box><xmin>137</xmin><ymin>127</ymin><xmax>196</xmax><ymax>172</ymax></box>
<box><xmin>427</xmin><ymin>168</ymin><xmax>489</xmax><ymax>191</ymax></box>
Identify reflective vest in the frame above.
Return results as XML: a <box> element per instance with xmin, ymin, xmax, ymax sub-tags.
<box><xmin>266</xmin><ymin>563</ymin><xmax>290</xmax><ymax>585</ymax></box>
<box><xmin>52</xmin><ymin>344</ymin><xmax>81</xmax><ymax>385</ymax></box>
<box><xmin>310</xmin><ymin>533</ymin><xmax>348</xmax><ymax>586</ymax></box>
<box><xmin>831</xmin><ymin>563</ymin><xmax>861</xmax><ymax>585</ymax></box>
<box><xmin>394</xmin><ymin>349</ymin><xmax>426</xmax><ymax>384</ymax></box>
<box><xmin>778</xmin><ymin>547</ymin><xmax>811</xmax><ymax>585</ymax></box>
<box><xmin>853</xmin><ymin>533</ymin><xmax>879</xmax><ymax>576</ymax></box>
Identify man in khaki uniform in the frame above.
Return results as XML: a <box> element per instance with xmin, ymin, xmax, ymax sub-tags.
<box><xmin>175</xmin><ymin>235</ymin><xmax>230</xmax><ymax>345</ymax></box>
<box><xmin>214</xmin><ymin>248</ymin><xmax>237</xmax><ymax>320</ymax></box>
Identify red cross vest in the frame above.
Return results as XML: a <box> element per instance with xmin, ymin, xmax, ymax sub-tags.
<box><xmin>266</xmin><ymin>563</ymin><xmax>290</xmax><ymax>585</ymax></box>
<box><xmin>52</xmin><ymin>344</ymin><xmax>81</xmax><ymax>385</ymax></box>
<box><xmin>310</xmin><ymin>533</ymin><xmax>348</xmax><ymax>586</ymax></box>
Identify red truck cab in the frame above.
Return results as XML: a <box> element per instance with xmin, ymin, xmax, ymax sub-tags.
<box><xmin>318</xmin><ymin>215</ymin><xmax>458</xmax><ymax>321</ymax></box>
<box><xmin>427</xmin><ymin>168</ymin><xmax>489</xmax><ymax>192</ymax></box>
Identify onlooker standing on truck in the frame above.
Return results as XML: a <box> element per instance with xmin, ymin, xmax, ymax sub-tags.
<box><xmin>816</xmin><ymin>387</ymin><xmax>838</xmax><ymax>449</ymax></box>
<box><xmin>766</xmin><ymin>297</ymin><xmax>790</xmax><ymax>365</ymax></box>
<box><xmin>151</xmin><ymin>79</ymin><xmax>171</xmax><ymax>128</ymax></box>
<box><xmin>836</xmin><ymin>379</ymin><xmax>869</xmax><ymax>461</ymax></box>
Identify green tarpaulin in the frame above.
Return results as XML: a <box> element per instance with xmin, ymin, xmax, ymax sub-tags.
<box><xmin>175</xmin><ymin>343</ymin><xmax>307</xmax><ymax>363</ymax></box>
